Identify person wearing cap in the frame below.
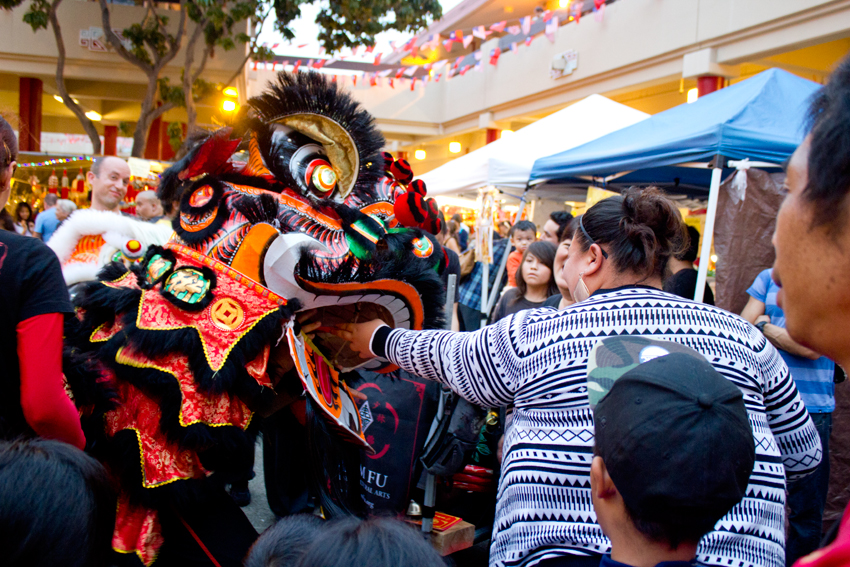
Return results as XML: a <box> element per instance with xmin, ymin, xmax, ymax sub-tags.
<box><xmin>588</xmin><ymin>337</ymin><xmax>755</xmax><ymax>567</ymax></box>
<box><xmin>771</xmin><ymin>53</ymin><xmax>850</xmax><ymax>567</ymax></box>
<box><xmin>332</xmin><ymin>187</ymin><xmax>820</xmax><ymax>567</ymax></box>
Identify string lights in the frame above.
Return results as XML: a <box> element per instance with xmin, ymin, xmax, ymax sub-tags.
<box><xmin>18</xmin><ymin>156</ymin><xmax>92</xmax><ymax>168</ymax></box>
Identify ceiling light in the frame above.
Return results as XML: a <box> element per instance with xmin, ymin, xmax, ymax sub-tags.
<box><xmin>85</xmin><ymin>110</ymin><xmax>102</xmax><ymax>121</ymax></box>
<box><xmin>223</xmin><ymin>87</ymin><xmax>238</xmax><ymax>97</ymax></box>
<box><xmin>504</xmin><ymin>6</ymin><xmax>514</xmax><ymax>13</ymax></box>
<box><xmin>53</xmin><ymin>95</ymin><xmax>63</xmax><ymax>103</ymax></box>
<box><xmin>687</xmin><ymin>88</ymin><xmax>698</xmax><ymax>103</ymax></box>
<box><xmin>500</xmin><ymin>129</ymin><xmax>514</xmax><ymax>138</ymax></box>
<box><xmin>558</xmin><ymin>0</ymin><xmax>569</xmax><ymax>7</ymax></box>
<box><xmin>222</xmin><ymin>100</ymin><xmax>237</xmax><ymax>112</ymax></box>
<box><xmin>414</xmin><ymin>149</ymin><xmax>426</xmax><ymax>160</ymax></box>
<box><xmin>449</xmin><ymin>142</ymin><xmax>461</xmax><ymax>153</ymax></box>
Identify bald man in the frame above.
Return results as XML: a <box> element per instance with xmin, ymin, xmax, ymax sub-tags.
<box><xmin>135</xmin><ymin>190</ymin><xmax>163</xmax><ymax>222</ymax></box>
<box><xmin>87</xmin><ymin>156</ymin><xmax>130</xmax><ymax>213</ymax></box>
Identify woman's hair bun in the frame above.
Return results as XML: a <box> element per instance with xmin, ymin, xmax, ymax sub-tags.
<box><xmin>579</xmin><ymin>186</ymin><xmax>687</xmax><ymax>281</ymax></box>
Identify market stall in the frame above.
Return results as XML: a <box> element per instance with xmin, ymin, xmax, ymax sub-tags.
<box><xmin>529</xmin><ymin>68</ymin><xmax>820</xmax><ymax>310</ymax></box>
<box><xmin>421</xmin><ymin>94</ymin><xmax>648</xmax><ymax>200</ymax></box>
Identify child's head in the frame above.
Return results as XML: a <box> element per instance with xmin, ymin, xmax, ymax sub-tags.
<box><xmin>510</xmin><ymin>220</ymin><xmax>537</xmax><ymax>253</ymax></box>
<box><xmin>245</xmin><ymin>514</ymin><xmax>324</xmax><ymax>567</ymax></box>
<box><xmin>515</xmin><ymin>240</ymin><xmax>559</xmax><ymax>300</ymax></box>
<box><xmin>588</xmin><ymin>338</ymin><xmax>755</xmax><ymax>553</ymax></box>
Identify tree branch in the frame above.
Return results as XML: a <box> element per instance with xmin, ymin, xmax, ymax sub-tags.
<box><xmin>149</xmin><ymin>100</ymin><xmax>176</xmax><ymax>123</ymax></box>
<box><xmin>154</xmin><ymin>0</ymin><xmax>188</xmax><ymax>73</ymax></box>
<box><xmin>49</xmin><ymin>0</ymin><xmax>101</xmax><ymax>154</ymax></box>
<box><xmin>98</xmin><ymin>0</ymin><xmax>152</xmax><ymax>72</ymax></box>
<box><xmin>191</xmin><ymin>44</ymin><xmax>212</xmax><ymax>85</ymax></box>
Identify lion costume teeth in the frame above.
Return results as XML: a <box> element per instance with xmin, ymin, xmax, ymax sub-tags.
<box><xmin>65</xmin><ymin>72</ymin><xmax>448</xmax><ymax>565</ymax></box>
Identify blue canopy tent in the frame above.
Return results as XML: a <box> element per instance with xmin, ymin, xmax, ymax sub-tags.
<box><xmin>528</xmin><ymin>68</ymin><xmax>821</xmax><ymax>302</ymax></box>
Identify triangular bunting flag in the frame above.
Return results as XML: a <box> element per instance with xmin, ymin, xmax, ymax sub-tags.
<box><xmin>546</xmin><ymin>16</ymin><xmax>559</xmax><ymax>42</ymax></box>
<box><xmin>463</xmin><ymin>35</ymin><xmax>474</xmax><ymax>48</ymax></box>
<box><xmin>521</xmin><ymin>16</ymin><xmax>532</xmax><ymax>35</ymax></box>
<box><xmin>490</xmin><ymin>20</ymin><xmax>507</xmax><ymax>33</ymax></box>
<box><xmin>373</xmin><ymin>52</ymin><xmax>382</xmax><ymax>65</ymax></box>
<box><xmin>490</xmin><ymin>47</ymin><xmax>501</xmax><ymax>65</ymax></box>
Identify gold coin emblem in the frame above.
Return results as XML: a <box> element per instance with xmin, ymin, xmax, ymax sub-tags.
<box><xmin>210</xmin><ymin>297</ymin><xmax>245</xmax><ymax>331</ymax></box>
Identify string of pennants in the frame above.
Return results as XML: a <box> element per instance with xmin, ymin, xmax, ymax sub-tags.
<box><xmin>252</xmin><ymin>0</ymin><xmax>608</xmax><ymax>91</ymax></box>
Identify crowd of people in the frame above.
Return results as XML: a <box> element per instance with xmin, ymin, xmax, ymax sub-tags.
<box><xmin>4</xmin><ymin>55</ymin><xmax>850</xmax><ymax>567</ymax></box>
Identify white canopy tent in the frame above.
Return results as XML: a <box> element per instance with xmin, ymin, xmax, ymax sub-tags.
<box><xmin>420</xmin><ymin>95</ymin><xmax>649</xmax><ymax>198</ymax></box>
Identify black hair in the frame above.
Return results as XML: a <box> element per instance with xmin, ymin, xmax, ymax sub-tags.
<box><xmin>0</xmin><ymin>438</ymin><xmax>116</xmax><ymax>567</ymax></box>
<box><xmin>244</xmin><ymin>514</ymin><xmax>324</xmax><ymax>567</ymax></box>
<box><xmin>624</xmin><ymin>501</ymin><xmax>717</xmax><ymax>550</ymax></box>
<box><xmin>575</xmin><ymin>187</ymin><xmax>686</xmax><ymax>282</ymax></box>
<box><xmin>550</xmin><ymin>210</ymin><xmax>575</xmax><ymax>241</ymax></box>
<box><xmin>509</xmin><ymin>219</ymin><xmax>536</xmax><ymax>237</ymax></box>
<box><xmin>0</xmin><ymin>116</ymin><xmax>16</xmax><ymax>186</ymax></box>
<box><xmin>15</xmin><ymin>201</ymin><xmax>32</xmax><ymax>222</ymax></box>
<box><xmin>805</xmin><ymin>54</ymin><xmax>850</xmax><ymax>230</ymax></box>
<box><xmin>0</xmin><ymin>115</ymin><xmax>17</xmax><ymax>167</ymax></box>
<box><xmin>293</xmin><ymin>516</ymin><xmax>445</xmax><ymax>567</ymax></box>
<box><xmin>0</xmin><ymin>209</ymin><xmax>15</xmax><ymax>231</ymax></box>
<box><xmin>513</xmin><ymin>240</ymin><xmax>559</xmax><ymax>304</ymax></box>
<box><xmin>677</xmin><ymin>225</ymin><xmax>700</xmax><ymax>263</ymax></box>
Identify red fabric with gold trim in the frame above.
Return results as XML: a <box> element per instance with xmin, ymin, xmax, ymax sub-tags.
<box><xmin>113</xmin><ymin>495</ymin><xmax>164</xmax><ymax>567</ymax></box>
<box><xmin>105</xmin><ymin>379</ymin><xmax>206</xmax><ymax>488</ymax></box>
<box><xmin>135</xmin><ymin>245</ymin><xmax>285</xmax><ymax>373</ymax></box>
<box><xmin>114</xmin><ymin>344</ymin><xmax>257</xmax><ymax>430</ymax></box>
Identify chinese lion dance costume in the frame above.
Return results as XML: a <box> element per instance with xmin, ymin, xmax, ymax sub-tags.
<box><xmin>67</xmin><ymin>72</ymin><xmax>448</xmax><ymax>565</ymax></box>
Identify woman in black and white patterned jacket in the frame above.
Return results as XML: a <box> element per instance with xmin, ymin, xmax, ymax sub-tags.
<box><xmin>334</xmin><ymin>187</ymin><xmax>821</xmax><ymax>567</ymax></box>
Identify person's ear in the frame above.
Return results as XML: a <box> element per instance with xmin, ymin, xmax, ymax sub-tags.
<box><xmin>86</xmin><ymin>170</ymin><xmax>96</xmax><ymax>184</ymax></box>
<box><xmin>582</xmin><ymin>244</ymin><xmax>606</xmax><ymax>278</ymax></box>
<box><xmin>590</xmin><ymin>456</ymin><xmax>617</xmax><ymax>500</ymax></box>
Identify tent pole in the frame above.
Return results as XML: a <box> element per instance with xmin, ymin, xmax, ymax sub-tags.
<box><xmin>694</xmin><ymin>167</ymin><xmax>722</xmax><ymax>303</ymax></box>
<box><xmin>485</xmin><ymin>190</ymin><xmax>528</xmax><ymax>318</ymax></box>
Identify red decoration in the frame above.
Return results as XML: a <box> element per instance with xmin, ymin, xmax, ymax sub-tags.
<box><xmin>490</xmin><ymin>47</ymin><xmax>501</xmax><ymax>66</ymax></box>
<box><xmin>178</xmin><ymin>128</ymin><xmax>241</xmax><ymax>181</ymax></box>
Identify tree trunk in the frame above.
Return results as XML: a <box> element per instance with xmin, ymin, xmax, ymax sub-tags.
<box><xmin>49</xmin><ymin>0</ymin><xmax>102</xmax><ymax>154</ymax></box>
<box><xmin>99</xmin><ymin>0</ymin><xmax>187</xmax><ymax>158</ymax></box>
<box><xmin>182</xmin><ymin>21</ymin><xmax>205</xmax><ymax>136</ymax></box>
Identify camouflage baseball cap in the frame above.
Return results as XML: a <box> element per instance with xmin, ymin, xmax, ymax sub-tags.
<box><xmin>587</xmin><ymin>336</ymin><xmax>709</xmax><ymax>409</ymax></box>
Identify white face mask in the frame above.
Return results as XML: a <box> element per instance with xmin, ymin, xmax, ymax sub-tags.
<box><xmin>572</xmin><ymin>272</ymin><xmax>591</xmax><ymax>303</ymax></box>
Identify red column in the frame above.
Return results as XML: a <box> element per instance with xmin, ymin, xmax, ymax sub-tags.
<box><xmin>486</xmin><ymin>128</ymin><xmax>500</xmax><ymax>144</ymax></box>
<box><xmin>160</xmin><ymin>121</ymin><xmax>175</xmax><ymax>161</ymax></box>
<box><xmin>697</xmin><ymin>76</ymin><xmax>723</xmax><ymax>98</ymax></box>
<box><xmin>19</xmin><ymin>77</ymin><xmax>43</xmax><ymax>152</ymax></box>
<box><xmin>144</xmin><ymin>116</ymin><xmax>162</xmax><ymax>160</ymax></box>
<box><xmin>103</xmin><ymin>125</ymin><xmax>118</xmax><ymax>156</ymax></box>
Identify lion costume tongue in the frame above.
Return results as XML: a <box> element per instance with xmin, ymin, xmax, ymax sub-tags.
<box><xmin>68</xmin><ymin>72</ymin><xmax>447</xmax><ymax>565</ymax></box>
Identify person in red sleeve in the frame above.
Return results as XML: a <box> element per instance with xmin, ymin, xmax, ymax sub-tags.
<box><xmin>0</xmin><ymin>116</ymin><xmax>84</xmax><ymax>450</ymax></box>
<box><xmin>772</xmin><ymin>55</ymin><xmax>850</xmax><ymax>567</ymax></box>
